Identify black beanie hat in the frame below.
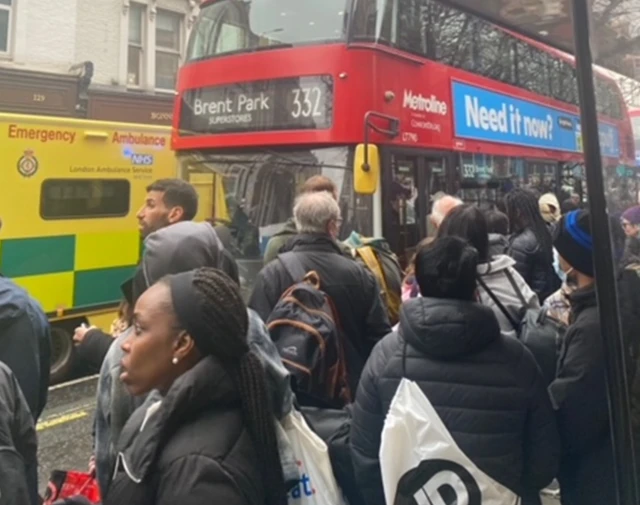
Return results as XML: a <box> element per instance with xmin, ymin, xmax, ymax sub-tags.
<box><xmin>553</xmin><ymin>210</ymin><xmax>594</xmax><ymax>276</ymax></box>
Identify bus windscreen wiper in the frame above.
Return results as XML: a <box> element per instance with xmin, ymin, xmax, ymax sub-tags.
<box><xmin>189</xmin><ymin>151</ymin><xmax>349</xmax><ymax>171</ymax></box>
<box><xmin>250</xmin><ymin>42</ymin><xmax>294</xmax><ymax>52</ymax></box>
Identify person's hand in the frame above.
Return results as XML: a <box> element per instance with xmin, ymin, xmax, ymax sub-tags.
<box><xmin>73</xmin><ymin>324</ymin><xmax>97</xmax><ymax>345</ymax></box>
<box><xmin>88</xmin><ymin>454</ymin><xmax>96</xmax><ymax>475</ymax></box>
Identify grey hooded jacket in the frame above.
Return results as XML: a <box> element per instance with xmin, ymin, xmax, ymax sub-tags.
<box><xmin>94</xmin><ymin>221</ymin><xmax>296</xmax><ymax>495</ymax></box>
<box><xmin>477</xmin><ymin>254</ymin><xmax>540</xmax><ymax>339</ymax></box>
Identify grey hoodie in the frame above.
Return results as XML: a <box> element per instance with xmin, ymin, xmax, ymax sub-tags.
<box><xmin>477</xmin><ymin>254</ymin><xmax>540</xmax><ymax>339</ymax></box>
<box><xmin>94</xmin><ymin>222</ymin><xmax>296</xmax><ymax>495</ymax></box>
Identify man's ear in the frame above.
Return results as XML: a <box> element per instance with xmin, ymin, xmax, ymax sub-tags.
<box><xmin>167</xmin><ymin>206</ymin><xmax>185</xmax><ymax>224</ymax></box>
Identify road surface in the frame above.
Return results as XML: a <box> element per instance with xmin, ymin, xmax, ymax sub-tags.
<box><xmin>37</xmin><ymin>375</ymin><xmax>97</xmax><ymax>495</ymax></box>
<box><xmin>36</xmin><ymin>375</ymin><xmax>561</xmax><ymax>503</ymax></box>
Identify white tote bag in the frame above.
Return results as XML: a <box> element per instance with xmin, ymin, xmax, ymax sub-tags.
<box><xmin>283</xmin><ymin>409</ymin><xmax>347</xmax><ymax>505</ymax></box>
<box><xmin>380</xmin><ymin>379</ymin><xmax>520</xmax><ymax>505</ymax></box>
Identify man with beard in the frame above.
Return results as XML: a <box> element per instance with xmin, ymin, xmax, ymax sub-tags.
<box><xmin>136</xmin><ymin>179</ymin><xmax>199</xmax><ymax>238</ymax></box>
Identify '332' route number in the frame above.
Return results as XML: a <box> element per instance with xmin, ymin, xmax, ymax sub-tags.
<box><xmin>291</xmin><ymin>87</ymin><xmax>323</xmax><ymax>119</ymax></box>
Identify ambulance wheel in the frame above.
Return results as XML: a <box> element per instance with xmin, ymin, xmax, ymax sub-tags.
<box><xmin>50</xmin><ymin>325</ymin><xmax>74</xmax><ymax>384</ymax></box>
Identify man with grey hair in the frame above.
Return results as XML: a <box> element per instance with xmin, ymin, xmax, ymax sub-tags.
<box><xmin>428</xmin><ymin>193</ymin><xmax>463</xmax><ymax>235</ymax></box>
<box><xmin>249</xmin><ymin>191</ymin><xmax>391</xmax><ymax>392</ymax></box>
<box><xmin>293</xmin><ymin>190</ymin><xmax>343</xmax><ymax>239</ymax></box>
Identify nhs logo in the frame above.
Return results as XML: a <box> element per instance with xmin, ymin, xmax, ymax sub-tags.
<box><xmin>123</xmin><ymin>147</ymin><xmax>154</xmax><ymax>165</ymax></box>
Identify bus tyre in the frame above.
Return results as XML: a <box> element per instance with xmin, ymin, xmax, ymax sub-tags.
<box><xmin>50</xmin><ymin>325</ymin><xmax>74</xmax><ymax>384</ymax></box>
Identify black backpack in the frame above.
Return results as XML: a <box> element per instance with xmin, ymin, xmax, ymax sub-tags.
<box><xmin>478</xmin><ymin>270</ymin><xmax>566</xmax><ymax>386</ymax></box>
<box><xmin>267</xmin><ymin>252</ymin><xmax>351</xmax><ymax>408</ymax></box>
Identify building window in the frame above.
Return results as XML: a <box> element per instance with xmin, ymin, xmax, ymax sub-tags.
<box><xmin>128</xmin><ymin>3</ymin><xmax>146</xmax><ymax>86</ymax></box>
<box><xmin>0</xmin><ymin>0</ymin><xmax>12</xmax><ymax>54</ymax></box>
<box><xmin>155</xmin><ymin>9</ymin><xmax>182</xmax><ymax>90</ymax></box>
<box><xmin>40</xmin><ymin>179</ymin><xmax>131</xmax><ymax>220</ymax></box>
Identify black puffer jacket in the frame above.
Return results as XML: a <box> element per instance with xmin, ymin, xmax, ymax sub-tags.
<box><xmin>249</xmin><ymin>234</ymin><xmax>391</xmax><ymax>391</ymax></box>
<box><xmin>0</xmin><ymin>361</ymin><xmax>38</xmax><ymax>505</ymax></box>
<box><xmin>549</xmin><ymin>286</ymin><xmax>615</xmax><ymax>505</ymax></box>
<box><xmin>104</xmin><ymin>356</ymin><xmax>265</xmax><ymax>505</ymax></box>
<box><xmin>350</xmin><ymin>298</ymin><xmax>560</xmax><ymax>505</ymax></box>
<box><xmin>507</xmin><ymin>229</ymin><xmax>559</xmax><ymax>302</ymax></box>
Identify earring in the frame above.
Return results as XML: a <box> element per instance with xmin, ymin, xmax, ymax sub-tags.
<box><xmin>172</xmin><ymin>357</ymin><xmax>178</xmax><ymax>365</ymax></box>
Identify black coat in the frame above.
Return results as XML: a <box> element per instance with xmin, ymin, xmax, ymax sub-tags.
<box><xmin>488</xmin><ymin>233</ymin><xmax>508</xmax><ymax>259</ymax></box>
<box><xmin>0</xmin><ymin>278</ymin><xmax>51</xmax><ymax>423</ymax></box>
<box><xmin>507</xmin><ymin>229</ymin><xmax>559</xmax><ymax>302</ymax></box>
<box><xmin>75</xmin><ymin>329</ymin><xmax>115</xmax><ymax>374</ymax></box>
<box><xmin>549</xmin><ymin>286</ymin><xmax>615</xmax><ymax>505</ymax></box>
<box><xmin>249</xmin><ymin>234</ymin><xmax>392</xmax><ymax>390</ymax></box>
<box><xmin>0</xmin><ymin>361</ymin><xmax>38</xmax><ymax>505</ymax></box>
<box><xmin>105</xmin><ymin>356</ymin><xmax>265</xmax><ymax>505</ymax></box>
<box><xmin>350</xmin><ymin>298</ymin><xmax>560</xmax><ymax>505</ymax></box>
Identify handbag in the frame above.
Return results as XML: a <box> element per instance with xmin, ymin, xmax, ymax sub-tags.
<box><xmin>282</xmin><ymin>409</ymin><xmax>347</xmax><ymax>505</ymax></box>
<box><xmin>477</xmin><ymin>271</ymin><xmax>565</xmax><ymax>385</ymax></box>
<box><xmin>43</xmin><ymin>470</ymin><xmax>101</xmax><ymax>505</ymax></box>
<box><xmin>380</xmin><ymin>379</ymin><xmax>520</xmax><ymax>505</ymax></box>
<box><xmin>300</xmin><ymin>405</ymin><xmax>365</xmax><ymax>505</ymax></box>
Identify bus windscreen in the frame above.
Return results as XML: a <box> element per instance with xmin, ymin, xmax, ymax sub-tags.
<box><xmin>187</xmin><ymin>0</ymin><xmax>348</xmax><ymax>61</ymax></box>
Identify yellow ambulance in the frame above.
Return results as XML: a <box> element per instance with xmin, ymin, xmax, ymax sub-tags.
<box><xmin>0</xmin><ymin>113</ymin><xmax>176</xmax><ymax>383</ymax></box>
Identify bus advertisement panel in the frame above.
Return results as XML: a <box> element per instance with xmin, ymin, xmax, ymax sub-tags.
<box><xmin>451</xmin><ymin>81</ymin><xmax>620</xmax><ymax>158</ymax></box>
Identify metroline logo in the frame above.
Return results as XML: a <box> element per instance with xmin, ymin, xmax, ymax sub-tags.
<box><xmin>403</xmin><ymin>90</ymin><xmax>448</xmax><ymax>116</ymax></box>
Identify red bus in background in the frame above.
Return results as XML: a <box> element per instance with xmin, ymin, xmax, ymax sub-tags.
<box><xmin>632</xmin><ymin>108</ymin><xmax>640</xmax><ymax>165</ymax></box>
<box><xmin>172</xmin><ymin>0</ymin><xmax>636</xmax><ymax>277</ymax></box>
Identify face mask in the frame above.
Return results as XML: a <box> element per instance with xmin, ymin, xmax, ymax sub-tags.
<box><xmin>553</xmin><ymin>248</ymin><xmax>566</xmax><ymax>283</ymax></box>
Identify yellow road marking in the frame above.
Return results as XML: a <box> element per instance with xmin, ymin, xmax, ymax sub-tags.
<box><xmin>37</xmin><ymin>411</ymin><xmax>89</xmax><ymax>431</ymax></box>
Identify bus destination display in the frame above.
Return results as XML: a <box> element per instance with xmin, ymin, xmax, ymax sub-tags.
<box><xmin>179</xmin><ymin>76</ymin><xmax>333</xmax><ymax>134</ymax></box>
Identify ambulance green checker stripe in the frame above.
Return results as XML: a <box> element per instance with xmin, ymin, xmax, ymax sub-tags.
<box><xmin>0</xmin><ymin>235</ymin><xmax>137</xmax><ymax>308</ymax></box>
<box><xmin>73</xmin><ymin>265</ymin><xmax>137</xmax><ymax>307</ymax></box>
<box><xmin>1</xmin><ymin>235</ymin><xmax>75</xmax><ymax>277</ymax></box>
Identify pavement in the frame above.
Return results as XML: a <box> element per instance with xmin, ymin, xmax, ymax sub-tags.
<box><xmin>35</xmin><ymin>375</ymin><xmax>562</xmax><ymax>504</ymax></box>
<box><xmin>37</xmin><ymin>375</ymin><xmax>98</xmax><ymax>495</ymax></box>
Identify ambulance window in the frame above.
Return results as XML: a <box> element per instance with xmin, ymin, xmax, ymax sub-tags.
<box><xmin>40</xmin><ymin>179</ymin><xmax>131</xmax><ymax>220</ymax></box>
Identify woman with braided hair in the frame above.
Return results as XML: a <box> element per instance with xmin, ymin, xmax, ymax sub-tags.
<box><xmin>504</xmin><ymin>188</ymin><xmax>560</xmax><ymax>303</ymax></box>
<box><xmin>100</xmin><ymin>267</ymin><xmax>287</xmax><ymax>505</ymax></box>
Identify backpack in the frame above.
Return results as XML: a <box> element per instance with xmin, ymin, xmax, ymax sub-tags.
<box><xmin>477</xmin><ymin>270</ymin><xmax>566</xmax><ymax>386</ymax></box>
<box><xmin>267</xmin><ymin>252</ymin><xmax>351</xmax><ymax>408</ymax></box>
<box><xmin>343</xmin><ymin>232</ymin><xmax>403</xmax><ymax>326</ymax></box>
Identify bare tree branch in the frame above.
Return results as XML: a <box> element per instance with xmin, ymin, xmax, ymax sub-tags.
<box><xmin>597</xmin><ymin>35</ymin><xmax>640</xmax><ymax>64</ymax></box>
<box><xmin>592</xmin><ymin>0</ymin><xmax>627</xmax><ymax>29</ymax></box>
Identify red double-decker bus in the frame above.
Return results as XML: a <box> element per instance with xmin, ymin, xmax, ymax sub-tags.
<box><xmin>173</xmin><ymin>0</ymin><xmax>635</xmax><ymax>280</ymax></box>
<box><xmin>632</xmin><ymin>108</ymin><xmax>640</xmax><ymax>162</ymax></box>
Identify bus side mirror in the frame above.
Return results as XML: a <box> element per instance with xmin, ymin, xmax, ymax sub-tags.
<box><xmin>353</xmin><ymin>143</ymin><xmax>380</xmax><ymax>195</ymax></box>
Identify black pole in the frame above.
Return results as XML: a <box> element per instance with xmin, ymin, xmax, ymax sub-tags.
<box><xmin>572</xmin><ymin>1</ymin><xmax>637</xmax><ymax>503</ymax></box>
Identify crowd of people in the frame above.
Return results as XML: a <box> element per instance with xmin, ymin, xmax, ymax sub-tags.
<box><xmin>3</xmin><ymin>176</ymin><xmax>640</xmax><ymax>505</ymax></box>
